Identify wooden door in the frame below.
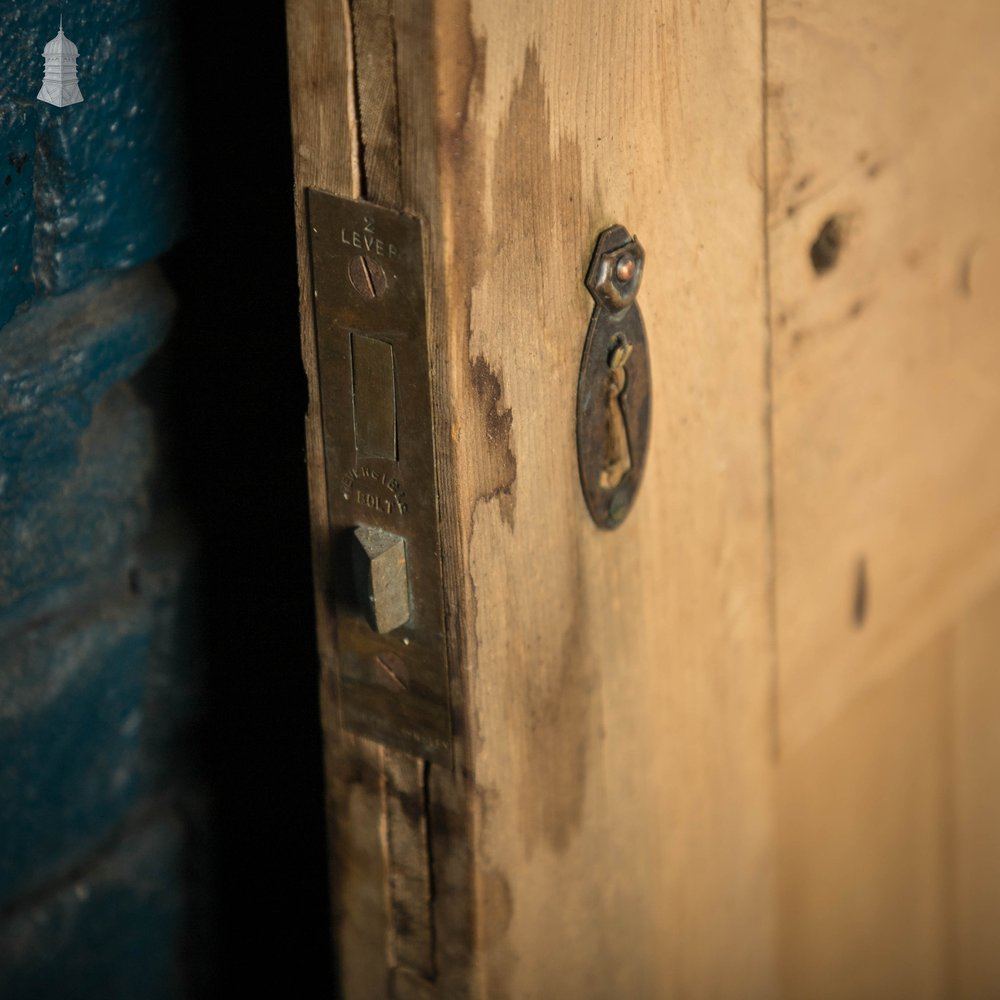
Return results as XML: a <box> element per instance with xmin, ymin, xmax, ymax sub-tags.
<box><xmin>285</xmin><ymin>1</ymin><xmax>1000</xmax><ymax>996</ymax></box>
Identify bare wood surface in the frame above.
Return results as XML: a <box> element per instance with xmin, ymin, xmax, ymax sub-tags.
<box><xmin>290</xmin><ymin>0</ymin><xmax>776</xmax><ymax>994</ymax></box>
<box><xmin>435</xmin><ymin>2</ymin><xmax>777</xmax><ymax>996</ymax></box>
<box><xmin>776</xmin><ymin>576</ymin><xmax>1000</xmax><ymax>1000</ymax></box>
<box><xmin>766</xmin><ymin>5</ymin><xmax>1000</xmax><ymax>997</ymax></box>
<box><xmin>286</xmin><ymin>0</ymin><xmax>1000</xmax><ymax>996</ymax></box>
<box><xmin>953</xmin><ymin>580</ymin><xmax>1000</xmax><ymax>998</ymax></box>
<box><xmin>777</xmin><ymin>636</ymin><xmax>955</xmax><ymax>998</ymax></box>
<box><xmin>766</xmin><ymin>0</ymin><xmax>1000</xmax><ymax>753</ymax></box>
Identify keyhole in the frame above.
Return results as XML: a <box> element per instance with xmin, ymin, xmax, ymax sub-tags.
<box><xmin>599</xmin><ymin>337</ymin><xmax>633</xmax><ymax>490</ymax></box>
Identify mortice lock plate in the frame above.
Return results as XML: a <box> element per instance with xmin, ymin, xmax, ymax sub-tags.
<box><xmin>306</xmin><ymin>189</ymin><xmax>451</xmax><ymax>764</ymax></box>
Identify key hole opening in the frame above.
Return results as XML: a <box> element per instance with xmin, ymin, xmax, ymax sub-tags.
<box><xmin>599</xmin><ymin>335</ymin><xmax>633</xmax><ymax>491</ymax></box>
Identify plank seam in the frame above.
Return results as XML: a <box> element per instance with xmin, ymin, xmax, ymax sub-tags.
<box><xmin>346</xmin><ymin>0</ymin><xmax>370</xmax><ymax>201</ymax></box>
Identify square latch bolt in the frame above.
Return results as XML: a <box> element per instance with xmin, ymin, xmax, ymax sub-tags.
<box><xmin>352</xmin><ymin>525</ymin><xmax>410</xmax><ymax>633</ymax></box>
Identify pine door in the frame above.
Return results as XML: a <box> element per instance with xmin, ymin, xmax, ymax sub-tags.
<box><xmin>286</xmin><ymin>1</ymin><xmax>1000</xmax><ymax>996</ymax></box>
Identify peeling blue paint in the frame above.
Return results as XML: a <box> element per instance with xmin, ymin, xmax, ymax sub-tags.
<box><xmin>0</xmin><ymin>0</ymin><xmax>187</xmax><ymax>312</ymax></box>
<box><xmin>0</xmin><ymin>1</ymin><xmax>197</xmax><ymax>989</ymax></box>
<box><xmin>0</xmin><ymin>267</ymin><xmax>175</xmax><ymax>612</ymax></box>
<box><xmin>0</xmin><ymin>102</ymin><xmax>35</xmax><ymax>325</ymax></box>
<box><xmin>0</xmin><ymin>592</ymin><xmax>153</xmax><ymax>902</ymax></box>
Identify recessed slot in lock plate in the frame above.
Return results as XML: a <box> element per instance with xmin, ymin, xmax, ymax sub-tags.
<box><xmin>306</xmin><ymin>189</ymin><xmax>451</xmax><ymax>764</ymax></box>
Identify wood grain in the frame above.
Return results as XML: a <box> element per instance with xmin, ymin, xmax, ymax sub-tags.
<box><xmin>285</xmin><ymin>0</ymin><xmax>1000</xmax><ymax>995</ymax></box>
<box><xmin>289</xmin><ymin>0</ymin><xmax>776</xmax><ymax>994</ymax></box>
<box><xmin>777</xmin><ymin>636</ymin><xmax>955</xmax><ymax>999</ymax></box>
<box><xmin>953</xmin><ymin>580</ymin><xmax>1000</xmax><ymax>998</ymax></box>
<box><xmin>776</xmin><ymin>575</ymin><xmax>1000</xmax><ymax>1000</ymax></box>
<box><xmin>766</xmin><ymin>0</ymin><xmax>1000</xmax><ymax>752</ymax></box>
<box><xmin>766</xmin><ymin>5</ymin><xmax>1000</xmax><ymax>996</ymax></box>
<box><xmin>434</xmin><ymin>2</ymin><xmax>777</xmax><ymax>995</ymax></box>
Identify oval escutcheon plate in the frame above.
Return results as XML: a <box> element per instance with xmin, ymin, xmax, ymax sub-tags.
<box><xmin>577</xmin><ymin>225</ymin><xmax>652</xmax><ymax>529</ymax></box>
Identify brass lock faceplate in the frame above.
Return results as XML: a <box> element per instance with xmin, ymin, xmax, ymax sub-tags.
<box><xmin>306</xmin><ymin>189</ymin><xmax>451</xmax><ymax>763</ymax></box>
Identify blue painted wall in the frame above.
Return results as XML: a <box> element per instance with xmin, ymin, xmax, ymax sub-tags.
<box><xmin>1</xmin><ymin>0</ymin><xmax>185</xmax><ymax>320</ymax></box>
<box><xmin>0</xmin><ymin>2</ymin><xmax>202</xmax><ymax>994</ymax></box>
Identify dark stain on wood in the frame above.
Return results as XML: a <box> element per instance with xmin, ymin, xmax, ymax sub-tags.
<box><xmin>853</xmin><ymin>556</ymin><xmax>868</xmax><ymax>628</ymax></box>
<box><xmin>384</xmin><ymin>752</ymin><xmax>436</xmax><ymax>982</ymax></box>
<box><xmin>468</xmin><ymin>355</ymin><xmax>516</xmax><ymax>528</ymax></box>
<box><xmin>424</xmin><ymin>766</ymin><xmax>475</xmax><ymax>998</ymax></box>
<box><xmin>520</xmin><ymin>573</ymin><xmax>597</xmax><ymax>856</ymax></box>
<box><xmin>958</xmin><ymin>243</ymin><xmax>978</xmax><ymax>297</ymax></box>
<box><xmin>436</xmin><ymin>3</ymin><xmax>519</xmax><ymax>530</ymax></box>
<box><xmin>487</xmin><ymin>46</ymin><xmax>596</xmax><ymax>857</ymax></box>
<box><xmin>810</xmin><ymin>214</ymin><xmax>850</xmax><ymax>275</ymax></box>
<box><xmin>477</xmin><ymin>866</ymin><xmax>514</xmax><ymax>951</ymax></box>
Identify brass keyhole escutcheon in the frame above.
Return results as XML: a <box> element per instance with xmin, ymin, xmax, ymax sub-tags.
<box><xmin>577</xmin><ymin>226</ymin><xmax>651</xmax><ymax>529</ymax></box>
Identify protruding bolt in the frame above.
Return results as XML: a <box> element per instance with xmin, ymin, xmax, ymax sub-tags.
<box><xmin>349</xmin><ymin>254</ymin><xmax>387</xmax><ymax>299</ymax></box>
<box><xmin>352</xmin><ymin>525</ymin><xmax>410</xmax><ymax>632</ymax></box>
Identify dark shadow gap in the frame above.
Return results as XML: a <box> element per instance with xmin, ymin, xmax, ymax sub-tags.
<box><xmin>159</xmin><ymin>0</ymin><xmax>333</xmax><ymax>992</ymax></box>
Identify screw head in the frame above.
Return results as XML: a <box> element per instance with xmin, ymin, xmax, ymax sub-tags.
<box><xmin>615</xmin><ymin>255</ymin><xmax>636</xmax><ymax>282</ymax></box>
<box><xmin>349</xmin><ymin>254</ymin><xmax>387</xmax><ymax>299</ymax></box>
